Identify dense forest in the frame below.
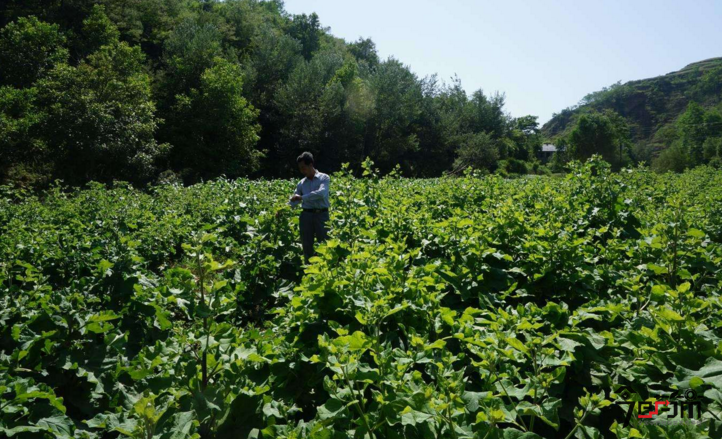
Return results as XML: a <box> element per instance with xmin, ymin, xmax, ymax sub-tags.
<box><xmin>2</xmin><ymin>1</ymin><xmax>720</xmax><ymax>188</ymax></box>
<box><xmin>543</xmin><ymin>58</ymin><xmax>722</xmax><ymax>172</ymax></box>
<box><xmin>0</xmin><ymin>0</ymin><xmax>547</xmax><ymax>187</ymax></box>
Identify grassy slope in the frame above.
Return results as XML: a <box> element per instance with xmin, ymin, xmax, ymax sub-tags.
<box><xmin>542</xmin><ymin>57</ymin><xmax>722</xmax><ymax>151</ymax></box>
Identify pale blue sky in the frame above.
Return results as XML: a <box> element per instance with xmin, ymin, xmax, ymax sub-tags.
<box><xmin>284</xmin><ymin>0</ymin><xmax>722</xmax><ymax>124</ymax></box>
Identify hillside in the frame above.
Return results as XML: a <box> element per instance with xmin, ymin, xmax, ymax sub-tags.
<box><xmin>542</xmin><ymin>57</ymin><xmax>722</xmax><ymax>151</ymax></box>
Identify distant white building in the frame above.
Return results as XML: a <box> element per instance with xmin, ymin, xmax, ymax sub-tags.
<box><xmin>540</xmin><ymin>144</ymin><xmax>557</xmax><ymax>162</ymax></box>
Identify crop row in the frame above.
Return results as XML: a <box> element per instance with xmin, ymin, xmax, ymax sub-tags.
<box><xmin>1</xmin><ymin>159</ymin><xmax>722</xmax><ymax>438</ymax></box>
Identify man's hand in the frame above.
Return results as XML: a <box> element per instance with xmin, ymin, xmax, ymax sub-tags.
<box><xmin>290</xmin><ymin>194</ymin><xmax>302</xmax><ymax>202</ymax></box>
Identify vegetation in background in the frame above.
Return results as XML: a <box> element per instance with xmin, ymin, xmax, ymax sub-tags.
<box><xmin>543</xmin><ymin>58</ymin><xmax>722</xmax><ymax>172</ymax></box>
<box><xmin>0</xmin><ymin>1</ymin><xmax>545</xmax><ymax>187</ymax></box>
<box><xmin>3</xmin><ymin>1</ymin><xmax>720</xmax><ymax>186</ymax></box>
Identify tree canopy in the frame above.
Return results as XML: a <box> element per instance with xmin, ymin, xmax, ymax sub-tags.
<box><xmin>0</xmin><ymin>0</ymin><xmax>557</xmax><ymax>186</ymax></box>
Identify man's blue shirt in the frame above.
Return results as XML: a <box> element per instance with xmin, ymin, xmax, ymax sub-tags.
<box><xmin>289</xmin><ymin>170</ymin><xmax>330</xmax><ymax>209</ymax></box>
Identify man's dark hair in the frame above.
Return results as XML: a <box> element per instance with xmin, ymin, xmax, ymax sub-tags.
<box><xmin>297</xmin><ymin>151</ymin><xmax>314</xmax><ymax>165</ymax></box>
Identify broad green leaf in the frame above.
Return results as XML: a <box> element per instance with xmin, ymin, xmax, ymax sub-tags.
<box><xmin>400</xmin><ymin>406</ymin><xmax>433</xmax><ymax>426</ymax></box>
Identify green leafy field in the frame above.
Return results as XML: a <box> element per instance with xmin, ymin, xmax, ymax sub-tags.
<box><xmin>2</xmin><ymin>159</ymin><xmax>722</xmax><ymax>439</ymax></box>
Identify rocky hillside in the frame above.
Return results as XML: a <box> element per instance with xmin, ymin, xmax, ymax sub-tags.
<box><xmin>542</xmin><ymin>57</ymin><xmax>722</xmax><ymax>150</ymax></box>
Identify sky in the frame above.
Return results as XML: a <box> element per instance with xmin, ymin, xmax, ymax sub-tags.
<box><xmin>283</xmin><ymin>0</ymin><xmax>722</xmax><ymax>125</ymax></box>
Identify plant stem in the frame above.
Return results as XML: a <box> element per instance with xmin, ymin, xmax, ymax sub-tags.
<box><xmin>563</xmin><ymin>401</ymin><xmax>592</xmax><ymax>439</ymax></box>
<box><xmin>342</xmin><ymin>363</ymin><xmax>375</xmax><ymax>439</ymax></box>
<box><xmin>495</xmin><ymin>373</ymin><xmax>528</xmax><ymax>431</ymax></box>
<box><xmin>197</xmin><ymin>250</ymin><xmax>209</xmax><ymax>389</ymax></box>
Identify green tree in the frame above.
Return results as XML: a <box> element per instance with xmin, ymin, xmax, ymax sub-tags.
<box><xmin>702</xmin><ymin>109</ymin><xmax>722</xmax><ymax>164</ymax></box>
<box><xmin>77</xmin><ymin>5</ymin><xmax>120</xmax><ymax>57</ymax></box>
<box><xmin>605</xmin><ymin>109</ymin><xmax>633</xmax><ymax>166</ymax></box>
<box><xmin>242</xmin><ymin>24</ymin><xmax>303</xmax><ymax>176</ymax></box>
<box><xmin>703</xmin><ymin>137</ymin><xmax>722</xmax><ymax>162</ymax></box>
<box><xmin>96</xmin><ymin>0</ymin><xmax>189</xmax><ymax>60</ymax></box>
<box><xmin>288</xmin><ymin>13</ymin><xmax>322</xmax><ymax>60</ymax></box>
<box><xmin>167</xmin><ymin>58</ymin><xmax>261</xmax><ymax>181</ymax></box>
<box><xmin>411</xmin><ymin>75</ymin><xmax>456</xmax><ymax>176</ymax></box>
<box><xmin>694</xmin><ymin>66</ymin><xmax>722</xmax><ymax>100</ymax></box>
<box><xmin>677</xmin><ymin>102</ymin><xmax>707</xmax><ymax>166</ymax></box>
<box><xmin>0</xmin><ymin>86</ymin><xmax>47</xmax><ymax>184</ymax></box>
<box><xmin>275</xmin><ymin>50</ymin><xmax>345</xmax><ymax>155</ymax></box>
<box><xmin>463</xmin><ymin>90</ymin><xmax>508</xmax><ymax>140</ymax></box>
<box><xmin>162</xmin><ymin>19</ymin><xmax>223</xmax><ymax>99</ymax></box>
<box><xmin>348</xmin><ymin>37</ymin><xmax>379</xmax><ymax>69</ymax></box>
<box><xmin>652</xmin><ymin>144</ymin><xmax>689</xmax><ymax>173</ymax></box>
<box><xmin>703</xmin><ymin>108</ymin><xmax>722</xmax><ymax>138</ymax></box>
<box><xmin>568</xmin><ymin>110</ymin><xmax>628</xmax><ymax>167</ymax></box>
<box><xmin>244</xmin><ymin>24</ymin><xmax>302</xmax><ymax>108</ymax></box>
<box><xmin>0</xmin><ymin>16</ymin><xmax>68</xmax><ymax>88</ymax></box>
<box><xmin>508</xmin><ymin>115</ymin><xmax>542</xmax><ymax>160</ymax></box>
<box><xmin>36</xmin><ymin>42</ymin><xmax>166</xmax><ymax>184</ymax></box>
<box><xmin>275</xmin><ymin>51</ymin><xmax>363</xmax><ymax>174</ymax></box>
<box><xmin>452</xmin><ymin>131</ymin><xmax>499</xmax><ymax>172</ymax></box>
<box><xmin>364</xmin><ymin>58</ymin><xmax>423</xmax><ymax>173</ymax></box>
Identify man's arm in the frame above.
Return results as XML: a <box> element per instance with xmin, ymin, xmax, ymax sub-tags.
<box><xmin>302</xmin><ymin>175</ymin><xmax>330</xmax><ymax>202</ymax></box>
<box><xmin>289</xmin><ymin>182</ymin><xmax>302</xmax><ymax>207</ymax></box>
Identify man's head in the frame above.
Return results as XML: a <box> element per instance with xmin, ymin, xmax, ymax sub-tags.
<box><xmin>297</xmin><ymin>152</ymin><xmax>316</xmax><ymax>178</ymax></box>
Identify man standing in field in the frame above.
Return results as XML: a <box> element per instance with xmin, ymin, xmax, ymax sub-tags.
<box><xmin>288</xmin><ymin>152</ymin><xmax>330</xmax><ymax>263</ymax></box>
